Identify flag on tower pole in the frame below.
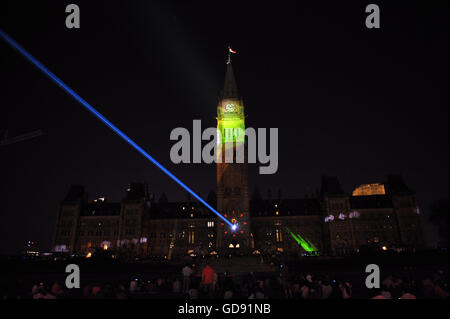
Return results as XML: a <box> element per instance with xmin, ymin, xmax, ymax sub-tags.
<box><xmin>227</xmin><ymin>46</ymin><xmax>236</xmax><ymax>64</ymax></box>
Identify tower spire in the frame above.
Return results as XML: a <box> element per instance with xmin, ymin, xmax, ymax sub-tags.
<box><xmin>222</xmin><ymin>47</ymin><xmax>239</xmax><ymax>99</ymax></box>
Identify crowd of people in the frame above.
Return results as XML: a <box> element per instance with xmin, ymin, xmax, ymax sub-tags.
<box><xmin>1</xmin><ymin>262</ymin><xmax>448</xmax><ymax>299</ymax></box>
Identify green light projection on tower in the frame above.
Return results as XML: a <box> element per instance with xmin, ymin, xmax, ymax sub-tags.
<box><xmin>217</xmin><ymin>103</ymin><xmax>245</xmax><ymax>144</ymax></box>
<box><xmin>286</xmin><ymin>228</ymin><xmax>318</xmax><ymax>252</ymax></box>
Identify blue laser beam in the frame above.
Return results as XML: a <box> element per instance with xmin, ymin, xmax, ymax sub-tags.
<box><xmin>0</xmin><ymin>29</ymin><xmax>234</xmax><ymax>229</ymax></box>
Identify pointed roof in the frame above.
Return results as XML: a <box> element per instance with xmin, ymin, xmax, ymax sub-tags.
<box><xmin>221</xmin><ymin>62</ymin><xmax>240</xmax><ymax>99</ymax></box>
<box><xmin>320</xmin><ymin>176</ymin><xmax>346</xmax><ymax>195</ymax></box>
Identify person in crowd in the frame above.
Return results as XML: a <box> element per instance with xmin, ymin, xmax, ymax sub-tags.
<box><xmin>339</xmin><ymin>281</ymin><xmax>352</xmax><ymax>299</ymax></box>
<box><xmin>172</xmin><ymin>276</ymin><xmax>182</xmax><ymax>294</ymax></box>
<box><xmin>182</xmin><ymin>263</ymin><xmax>193</xmax><ymax>293</ymax></box>
<box><xmin>33</xmin><ymin>286</ymin><xmax>56</xmax><ymax>299</ymax></box>
<box><xmin>31</xmin><ymin>284</ymin><xmax>39</xmax><ymax>296</ymax></box>
<box><xmin>13</xmin><ymin>267</ymin><xmax>450</xmax><ymax>300</ymax></box>
<box><xmin>433</xmin><ymin>280</ymin><xmax>449</xmax><ymax>299</ymax></box>
<box><xmin>369</xmin><ymin>287</ymin><xmax>388</xmax><ymax>299</ymax></box>
<box><xmin>212</xmin><ymin>272</ymin><xmax>218</xmax><ymax>295</ymax></box>
<box><xmin>422</xmin><ymin>277</ymin><xmax>435</xmax><ymax>298</ymax></box>
<box><xmin>380</xmin><ymin>284</ymin><xmax>392</xmax><ymax>299</ymax></box>
<box><xmin>187</xmin><ymin>280</ymin><xmax>199</xmax><ymax>299</ymax></box>
<box><xmin>224</xmin><ymin>288</ymin><xmax>233</xmax><ymax>299</ymax></box>
<box><xmin>279</xmin><ymin>264</ymin><xmax>292</xmax><ymax>298</ymax></box>
<box><xmin>129</xmin><ymin>279</ymin><xmax>138</xmax><ymax>293</ymax></box>
<box><xmin>309</xmin><ymin>278</ymin><xmax>323</xmax><ymax>299</ymax></box>
<box><xmin>51</xmin><ymin>281</ymin><xmax>64</xmax><ymax>296</ymax></box>
<box><xmin>397</xmin><ymin>280</ymin><xmax>416</xmax><ymax>299</ymax></box>
<box><xmin>115</xmin><ymin>283</ymin><xmax>128</xmax><ymax>299</ymax></box>
<box><xmin>321</xmin><ymin>278</ymin><xmax>333</xmax><ymax>299</ymax></box>
<box><xmin>83</xmin><ymin>284</ymin><xmax>92</xmax><ymax>298</ymax></box>
<box><xmin>201</xmin><ymin>261</ymin><xmax>216</xmax><ymax>298</ymax></box>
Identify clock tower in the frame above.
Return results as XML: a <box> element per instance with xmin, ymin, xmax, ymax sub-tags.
<box><xmin>216</xmin><ymin>59</ymin><xmax>252</xmax><ymax>254</ymax></box>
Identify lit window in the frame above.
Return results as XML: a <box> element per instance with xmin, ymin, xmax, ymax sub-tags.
<box><xmin>275</xmin><ymin>229</ymin><xmax>283</xmax><ymax>242</ymax></box>
<box><xmin>188</xmin><ymin>231</ymin><xmax>195</xmax><ymax>244</ymax></box>
<box><xmin>207</xmin><ymin>221</ymin><xmax>214</xmax><ymax>228</ymax></box>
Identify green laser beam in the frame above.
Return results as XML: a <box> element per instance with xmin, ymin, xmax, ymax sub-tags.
<box><xmin>286</xmin><ymin>228</ymin><xmax>318</xmax><ymax>252</ymax></box>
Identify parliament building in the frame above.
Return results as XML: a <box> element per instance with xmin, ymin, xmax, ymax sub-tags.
<box><xmin>52</xmin><ymin>60</ymin><xmax>423</xmax><ymax>258</ymax></box>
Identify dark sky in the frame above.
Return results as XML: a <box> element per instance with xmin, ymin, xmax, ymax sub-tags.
<box><xmin>1</xmin><ymin>1</ymin><xmax>448</xmax><ymax>254</ymax></box>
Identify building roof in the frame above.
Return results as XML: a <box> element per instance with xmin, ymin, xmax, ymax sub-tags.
<box><xmin>352</xmin><ymin>183</ymin><xmax>386</xmax><ymax>196</ymax></box>
<box><xmin>385</xmin><ymin>174</ymin><xmax>412</xmax><ymax>195</ymax></box>
<box><xmin>321</xmin><ymin>176</ymin><xmax>345</xmax><ymax>195</ymax></box>
<box><xmin>125</xmin><ymin>182</ymin><xmax>149</xmax><ymax>201</ymax></box>
<box><xmin>63</xmin><ymin>184</ymin><xmax>85</xmax><ymax>202</ymax></box>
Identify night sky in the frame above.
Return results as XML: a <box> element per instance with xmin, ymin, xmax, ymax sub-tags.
<box><xmin>1</xmin><ymin>1</ymin><xmax>448</xmax><ymax>254</ymax></box>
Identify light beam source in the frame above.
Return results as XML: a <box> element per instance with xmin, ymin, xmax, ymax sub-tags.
<box><xmin>0</xmin><ymin>29</ymin><xmax>234</xmax><ymax>229</ymax></box>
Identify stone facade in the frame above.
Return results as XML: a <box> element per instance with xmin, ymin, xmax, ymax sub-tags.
<box><xmin>53</xmin><ymin>175</ymin><xmax>423</xmax><ymax>258</ymax></box>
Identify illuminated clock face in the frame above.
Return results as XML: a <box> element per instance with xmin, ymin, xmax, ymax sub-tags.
<box><xmin>225</xmin><ymin>103</ymin><xmax>236</xmax><ymax>112</ymax></box>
